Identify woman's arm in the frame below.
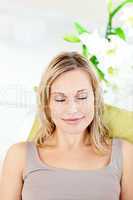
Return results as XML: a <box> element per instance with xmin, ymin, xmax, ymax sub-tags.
<box><xmin>120</xmin><ymin>140</ymin><xmax>133</xmax><ymax>200</ymax></box>
<box><xmin>0</xmin><ymin>142</ymin><xmax>26</xmax><ymax>200</ymax></box>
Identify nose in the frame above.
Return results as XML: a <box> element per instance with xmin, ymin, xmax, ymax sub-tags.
<box><xmin>66</xmin><ymin>99</ymin><xmax>78</xmax><ymax>113</ymax></box>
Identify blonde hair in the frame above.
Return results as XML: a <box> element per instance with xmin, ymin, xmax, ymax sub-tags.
<box><xmin>31</xmin><ymin>51</ymin><xmax>111</xmax><ymax>154</ymax></box>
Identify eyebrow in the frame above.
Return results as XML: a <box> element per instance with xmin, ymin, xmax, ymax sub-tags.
<box><xmin>51</xmin><ymin>89</ymin><xmax>88</xmax><ymax>95</ymax></box>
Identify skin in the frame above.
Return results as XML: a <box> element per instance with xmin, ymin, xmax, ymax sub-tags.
<box><xmin>49</xmin><ymin>69</ymin><xmax>95</xmax><ymax>150</ymax></box>
<box><xmin>0</xmin><ymin>69</ymin><xmax>133</xmax><ymax>199</ymax></box>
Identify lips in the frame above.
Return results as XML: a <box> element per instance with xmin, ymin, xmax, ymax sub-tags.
<box><xmin>62</xmin><ymin>117</ymin><xmax>84</xmax><ymax>121</ymax></box>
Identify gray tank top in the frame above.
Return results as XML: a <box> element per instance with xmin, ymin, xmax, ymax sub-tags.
<box><xmin>21</xmin><ymin>138</ymin><xmax>123</xmax><ymax>200</ymax></box>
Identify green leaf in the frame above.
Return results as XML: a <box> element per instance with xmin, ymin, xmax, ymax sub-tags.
<box><xmin>96</xmin><ymin>66</ymin><xmax>107</xmax><ymax>82</ymax></box>
<box><xmin>114</xmin><ymin>27</ymin><xmax>126</xmax><ymax>40</ymax></box>
<box><xmin>105</xmin><ymin>0</ymin><xmax>129</xmax><ymax>39</ymax></box>
<box><xmin>93</xmin><ymin>64</ymin><xmax>107</xmax><ymax>81</ymax></box>
<box><xmin>89</xmin><ymin>56</ymin><xmax>107</xmax><ymax>82</ymax></box>
<box><xmin>82</xmin><ymin>44</ymin><xmax>89</xmax><ymax>58</ymax></box>
<box><xmin>74</xmin><ymin>22</ymin><xmax>89</xmax><ymax>34</ymax></box>
<box><xmin>81</xmin><ymin>46</ymin><xmax>103</xmax><ymax>82</ymax></box>
<box><xmin>64</xmin><ymin>34</ymin><xmax>81</xmax><ymax>43</ymax></box>
<box><xmin>90</xmin><ymin>55</ymin><xmax>99</xmax><ymax>66</ymax></box>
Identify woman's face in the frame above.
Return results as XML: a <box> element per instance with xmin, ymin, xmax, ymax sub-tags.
<box><xmin>49</xmin><ymin>69</ymin><xmax>94</xmax><ymax>135</ymax></box>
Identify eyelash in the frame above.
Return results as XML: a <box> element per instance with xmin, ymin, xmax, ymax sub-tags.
<box><xmin>55</xmin><ymin>97</ymin><xmax>87</xmax><ymax>102</ymax></box>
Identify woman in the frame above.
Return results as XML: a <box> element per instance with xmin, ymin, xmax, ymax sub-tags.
<box><xmin>0</xmin><ymin>51</ymin><xmax>133</xmax><ymax>200</ymax></box>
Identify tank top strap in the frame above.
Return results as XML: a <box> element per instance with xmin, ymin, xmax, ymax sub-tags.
<box><xmin>110</xmin><ymin>138</ymin><xmax>123</xmax><ymax>178</ymax></box>
<box><xmin>23</xmin><ymin>141</ymin><xmax>47</xmax><ymax>180</ymax></box>
<box><xmin>26</xmin><ymin>141</ymin><xmax>38</xmax><ymax>167</ymax></box>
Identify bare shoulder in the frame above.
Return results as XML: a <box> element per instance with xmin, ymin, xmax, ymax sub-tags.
<box><xmin>118</xmin><ymin>138</ymin><xmax>133</xmax><ymax>163</ymax></box>
<box><xmin>6</xmin><ymin>141</ymin><xmax>27</xmax><ymax>155</ymax></box>
<box><xmin>121</xmin><ymin>138</ymin><xmax>133</xmax><ymax>169</ymax></box>
<box><xmin>6</xmin><ymin>141</ymin><xmax>27</xmax><ymax>151</ymax></box>
<box><xmin>1</xmin><ymin>141</ymin><xmax>28</xmax><ymax>178</ymax></box>
<box><xmin>119</xmin><ymin>138</ymin><xmax>133</xmax><ymax>199</ymax></box>
<box><xmin>4</xmin><ymin>141</ymin><xmax>27</xmax><ymax>161</ymax></box>
<box><xmin>120</xmin><ymin>138</ymin><xmax>133</xmax><ymax>155</ymax></box>
<box><xmin>0</xmin><ymin>141</ymin><xmax>28</xmax><ymax>199</ymax></box>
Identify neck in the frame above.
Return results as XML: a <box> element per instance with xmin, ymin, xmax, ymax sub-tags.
<box><xmin>50</xmin><ymin>129</ymin><xmax>91</xmax><ymax>151</ymax></box>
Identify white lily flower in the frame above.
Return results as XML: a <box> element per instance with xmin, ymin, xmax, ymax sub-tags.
<box><xmin>80</xmin><ymin>31</ymin><xmax>133</xmax><ymax>81</ymax></box>
<box><xmin>76</xmin><ymin>3</ymin><xmax>133</xmax><ymax>110</ymax></box>
<box><xmin>80</xmin><ymin>30</ymin><xmax>133</xmax><ymax>103</ymax></box>
<box><xmin>79</xmin><ymin>30</ymin><xmax>107</xmax><ymax>56</ymax></box>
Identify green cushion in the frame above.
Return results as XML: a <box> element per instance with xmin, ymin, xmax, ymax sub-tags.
<box><xmin>28</xmin><ymin>104</ymin><xmax>133</xmax><ymax>143</ymax></box>
<box><xmin>103</xmin><ymin>104</ymin><xmax>133</xmax><ymax>143</ymax></box>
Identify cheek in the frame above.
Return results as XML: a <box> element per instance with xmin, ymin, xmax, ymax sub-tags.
<box><xmin>86</xmin><ymin>105</ymin><xmax>94</xmax><ymax>122</ymax></box>
<box><xmin>82</xmin><ymin>100</ymin><xmax>95</xmax><ymax>123</ymax></box>
<box><xmin>51</xmin><ymin>108</ymin><xmax>62</xmax><ymax>120</ymax></box>
<box><xmin>49</xmin><ymin>103</ymin><xmax>62</xmax><ymax>121</ymax></box>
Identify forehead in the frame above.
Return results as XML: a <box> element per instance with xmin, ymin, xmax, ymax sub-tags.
<box><xmin>50</xmin><ymin>69</ymin><xmax>93</xmax><ymax>94</ymax></box>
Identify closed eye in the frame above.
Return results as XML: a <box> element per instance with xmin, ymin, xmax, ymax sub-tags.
<box><xmin>55</xmin><ymin>99</ymin><xmax>65</xmax><ymax>102</ymax></box>
<box><xmin>55</xmin><ymin>97</ymin><xmax>87</xmax><ymax>102</ymax></box>
<box><xmin>78</xmin><ymin>97</ymin><xmax>87</xmax><ymax>99</ymax></box>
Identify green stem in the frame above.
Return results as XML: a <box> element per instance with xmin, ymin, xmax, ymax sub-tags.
<box><xmin>105</xmin><ymin>14</ymin><xmax>113</xmax><ymax>40</ymax></box>
<box><xmin>111</xmin><ymin>0</ymin><xmax>133</xmax><ymax>18</ymax></box>
<box><xmin>105</xmin><ymin>0</ymin><xmax>133</xmax><ymax>40</ymax></box>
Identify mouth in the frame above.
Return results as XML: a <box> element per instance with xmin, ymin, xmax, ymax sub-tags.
<box><xmin>62</xmin><ymin>116</ymin><xmax>85</xmax><ymax>124</ymax></box>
